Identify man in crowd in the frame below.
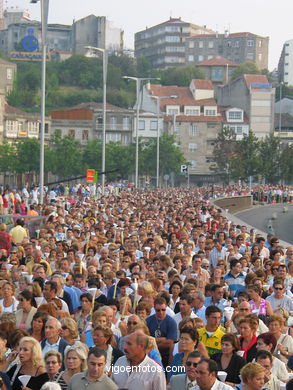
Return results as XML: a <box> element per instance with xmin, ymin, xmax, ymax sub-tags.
<box><xmin>194</xmin><ymin>358</ymin><xmax>234</xmax><ymax>390</ymax></box>
<box><xmin>170</xmin><ymin>351</ymin><xmax>201</xmax><ymax>390</ymax></box>
<box><xmin>198</xmin><ymin>306</ymin><xmax>225</xmax><ymax>357</ymax></box>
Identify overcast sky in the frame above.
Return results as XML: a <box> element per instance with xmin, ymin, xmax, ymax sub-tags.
<box><xmin>7</xmin><ymin>0</ymin><xmax>293</xmax><ymax>70</ymax></box>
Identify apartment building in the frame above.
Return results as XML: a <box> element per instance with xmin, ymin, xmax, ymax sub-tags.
<box><xmin>49</xmin><ymin>102</ymin><xmax>133</xmax><ymax>146</ymax></box>
<box><xmin>72</xmin><ymin>15</ymin><xmax>123</xmax><ymax>55</ymax></box>
<box><xmin>186</xmin><ymin>32</ymin><xmax>269</xmax><ymax>69</ymax></box>
<box><xmin>278</xmin><ymin>39</ymin><xmax>293</xmax><ymax>85</ymax></box>
<box><xmin>140</xmin><ymin>80</ymin><xmax>222</xmax><ymax>183</ymax></box>
<box><xmin>135</xmin><ymin>17</ymin><xmax>214</xmax><ymax>69</ymax></box>
<box><xmin>217</xmin><ymin>74</ymin><xmax>275</xmax><ymax>138</ymax></box>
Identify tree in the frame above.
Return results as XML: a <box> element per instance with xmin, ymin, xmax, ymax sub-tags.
<box><xmin>14</xmin><ymin>138</ymin><xmax>40</xmax><ymax>174</ymax></box>
<box><xmin>157</xmin><ymin>66</ymin><xmax>205</xmax><ymax>87</ymax></box>
<box><xmin>0</xmin><ymin>142</ymin><xmax>16</xmax><ymax>173</ymax></box>
<box><xmin>280</xmin><ymin>144</ymin><xmax>293</xmax><ymax>183</ymax></box>
<box><xmin>232</xmin><ymin>61</ymin><xmax>260</xmax><ymax>80</ymax></box>
<box><xmin>211</xmin><ymin>127</ymin><xmax>237</xmax><ymax>182</ymax></box>
<box><xmin>231</xmin><ymin>131</ymin><xmax>261</xmax><ymax>180</ymax></box>
<box><xmin>258</xmin><ymin>134</ymin><xmax>281</xmax><ymax>183</ymax></box>
<box><xmin>141</xmin><ymin>133</ymin><xmax>186</xmax><ymax>177</ymax></box>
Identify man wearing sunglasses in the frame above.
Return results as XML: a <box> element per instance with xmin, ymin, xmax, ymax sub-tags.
<box><xmin>146</xmin><ymin>297</ymin><xmax>177</xmax><ymax>368</ymax></box>
<box><xmin>170</xmin><ymin>351</ymin><xmax>201</xmax><ymax>390</ymax></box>
<box><xmin>266</xmin><ymin>279</ymin><xmax>293</xmax><ymax>312</ymax></box>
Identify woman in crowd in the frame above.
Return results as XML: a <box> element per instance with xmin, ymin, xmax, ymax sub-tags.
<box><xmin>53</xmin><ymin>345</ymin><xmax>87</xmax><ymax>389</ymax></box>
<box><xmin>247</xmin><ymin>284</ymin><xmax>273</xmax><ymax>317</ymax></box>
<box><xmin>29</xmin><ymin>311</ymin><xmax>48</xmax><ymax>342</ymax></box>
<box><xmin>169</xmin><ymin>327</ymin><xmax>201</xmax><ymax>378</ymax></box>
<box><xmin>256</xmin><ymin>332</ymin><xmax>289</xmax><ymax>382</ymax></box>
<box><xmin>268</xmin><ymin>314</ymin><xmax>293</xmax><ymax>364</ymax></box>
<box><xmin>0</xmin><ymin>282</ymin><xmax>18</xmax><ymax>313</ymax></box>
<box><xmin>212</xmin><ymin>333</ymin><xmax>246</xmax><ymax>386</ymax></box>
<box><xmin>60</xmin><ymin>318</ymin><xmax>79</xmax><ymax>346</ymax></box>
<box><xmin>7</xmin><ymin>336</ymin><xmax>49</xmax><ymax>390</ymax></box>
<box><xmin>250</xmin><ymin>256</ymin><xmax>262</xmax><ymax>273</ymax></box>
<box><xmin>44</xmin><ymin>351</ymin><xmax>62</xmax><ymax>382</ymax></box>
<box><xmin>92</xmin><ymin>326</ymin><xmax>123</xmax><ymax>371</ymax></box>
<box><xmin>238</xmin><ymin>362</ymin><xmax>266</xmax><ymax>390</ymax></box>
<box><xmin>210</xmin><ymin>266</ymin><xmax>224</xmax><ymax>285</ymax></box>
<box><xmin>238</xmin><ymin>316</ymin><xmax>258</xmax><ymax>362</ymax></box>
<box><xmin>15</xmin><ymin>290</ymin><xmax>37</xmax><ymax>330</ymax></box>
<box><xmin>75</xmin><ymin>293</ymin><xmax>93</xmax><ymax>335</ymax></box>
<box><xmin>169</xmin><ymin>281</ymin><xmax>182</xmax><ymax>311</ymax></box>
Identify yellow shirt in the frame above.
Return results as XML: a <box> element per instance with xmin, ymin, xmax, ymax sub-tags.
<box><xmin>9</xmin><ymin>225</ymin><xmax>28</xmax><ymax>244</ymax></box>
<box><xmin>198</xmin><ymin>326</ymin><xmax>225</xmax><ymax>356</ymax></box>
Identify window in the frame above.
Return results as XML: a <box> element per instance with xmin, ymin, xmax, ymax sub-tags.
<box><xmin>68</xmin><ymin>130</ymin><xmax>75</xmax><ymax>138</ymax></box>
<box><xmin>185</xmin><ymin>108</ymin><xmax>199</xmax><ymax>115</ymax></box>
<box><xmin>205</xmin><ymin>109</ymin><xmax>216</xmax><ymax>116</ymax></box>
<box><xmin>188</xmin><ymin>55</ymin><xmax>194</xmax><ymax>62</ymax></box>
<box><xmin>259</xmin><ymin>40</ymin><xmax>262</xmax><ymax>47</ymax></box>
<box><xmin>246</xmin><ymin>53</ymin><xmax>254</xmax><ymax>60</ymax></box>
<box><xmin>139</xmin><ymin>120</ymin><xmax>145</xmax><ymax>130</ymax></box>
<box><xmin>207</xmin><ymin>122</ymin><xmax>217</xmax><ymax>128</ymax></box>
<box><xmin>208</xmin><ymin>55</ymin><xmax>213</xmax><ymax>60</ymax></box>
<box><xmin>189</xmin><ymin>124</ymin><xmax>197</xmax><ymax>136</ymax></box>
<box><xmin>208</xmin><ymin>41</ymin><xmax>214</xmax><ymax>48</ymax></box>
<box><xmin>258</xmin><ymin>53</ymin><xmax>262</xmax><ymax>62</ymax></box>
<box><xmin>189</xmin><ymin>41</ymin><xmax>194</xmax><ymax>49</ymax></box>
<box><xmin>228</xmin><ymin>111</ymin><xmax>242</xmax><ymax>120</ymax></box>
<box><xmin>198</xmin><ymin>55</ymin><xmax>204</xmax><ymax>62</ymax></box>
<box><xmin>211</xmin><ymin>68</ymin><xmax>223</xmax><ymax>79</ymax></box>
<box><xmin>190</xmin><ymin>160</ymin><xmax>197</xmax><ymax>167</ymax></box>
<box><xmin>7</xmin><ymin>68</ymin><xmax>12</xmax><ymax>80</ymax></box>
<box><xmin>150</xmin><ymin>121</ymin><xmax>158</xmax><ymax>130</ymax></box>
<box><xmin>96</xmin><ymin>116</ymin><xmax>103</xmax><ymax>128</ymax></box>
<box><xmin>110</xmin><ymin>117</ymin><xmax>117</xmax><ymax>130</ymax></box>
<box><xmin>165</xmin><ymin>36</ymin><xmax>180</xmax><ymax>42</ymax></box>
<box><xmin>123</xmin><ymin>117</ymin><xmax>131</xmax><ymax>130</ymax></box>
<box><xmin>233</xmin><ymin>41</ymin><xmax>239</xmax><ymax>48</ymax></box>
<box><xmin>188</xmin><ymin>143</ymin><xmax>197</xmax><ymax>152</ymax></box>
<box><xmin>198</xmin><ymin>41</ymin><xmax>203</xmax><ymax>48</ymax></box>
<box><xmin>236</xmin><ymin>126</ymin><xmax>243</xmax><ymax>135</ymax></box>
<box><xmin>82</xmin><ymin>130</ymin><xmax>89</xmax><ymax>141</ymax></box>
<box><xmin>28</xmin><ymin>122</ymin><xmax>38</xmax><ymax>133</ymax></box>
<box><xmin>167</xmin><ymin>108</ymin><xmax>179</xmax><ymax>115</ymax></box>
<box><xmin>227</xmin><ymin>41</ymin><xmax>231</xmax><ymax>47</ymax></box>
<box><xmin>247</xmin><ymin>40</ymin><xmax>254</xmax><ymax>47</ymax></box>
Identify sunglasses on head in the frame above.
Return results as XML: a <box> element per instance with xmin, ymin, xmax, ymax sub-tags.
<box><xmin>186</xmin><ymin>361</ymin><xmax>197</xmax><ymax>368</ymax></box>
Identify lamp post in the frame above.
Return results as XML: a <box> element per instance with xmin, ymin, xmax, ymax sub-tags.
<box><xmin>31</xmin><ymin>0</ymin><xmax>49</xmax><ymax>204</ymax></box>
<box><xmin>122</xmin><ymin>76</ymin><xmax>159</xmax><ymax>188</ymax></box>
<box><xmin>151</xmin><ymin>94</ymin><xmax>177</xmax><ymax>188</ymax></box>
<box><xmin>85</xmin><ymin>46</ymin><xmax>107</xmax><ymax>195</ymax></box>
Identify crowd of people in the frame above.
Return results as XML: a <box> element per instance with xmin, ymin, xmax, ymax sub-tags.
<box><xmin>0</xmin><ymin>186</ymin><xmax>291</xmax><ymax>390</ymax></box>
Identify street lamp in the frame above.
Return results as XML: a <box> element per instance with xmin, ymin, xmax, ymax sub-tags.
<box><xmin>122</xmin><ymin>76</ymin><xmax>159</xmax><ymax>188</ymax></box>
<box><xmin>31</xmin><ymin>0</ymin><xmax>49</xmax><ymax>204</ymax></box>
<box><xmin>151</xmin><ymin>94</ymin><xmax>177</xmax><ymax>188</ymax></box>
<box><xmin>85</xmin><ymin>46</ymin><xmax>107</xmax><ymax>195</ymax></box>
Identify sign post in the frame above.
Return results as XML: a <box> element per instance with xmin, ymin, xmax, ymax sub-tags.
<box><xmin>181</xmin><ymin>165</ymin><xmax>190</xmax><ymax>188</ymax></box>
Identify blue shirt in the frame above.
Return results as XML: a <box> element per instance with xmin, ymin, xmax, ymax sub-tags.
<box><xmin>224</xmin><ymin>272</ymin><xmax>246</xmax><ymax>296</ymax></box>
<box><xmin>64</xmin><ymin>285</ymin><xmax>79</xmax><ymax>311</ymax></box>
<box><xmin>194</xmin><ymin>305</ymin><xmax>206</xmax><ymax>322</ymax></box>
<box><xmin>204</xmin><ymin>297</ymin><xmax>227</xmax><ymax>313</ymax></box>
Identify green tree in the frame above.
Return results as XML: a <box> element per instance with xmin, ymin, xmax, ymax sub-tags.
<box><xmin>14</xmin><ymin>138</ymin><xmax>40</xmax><ymax>174</ymax></box>
<box><xmin>141</xmin><ymin>133</ymin><xmax>186</xmax><ymax>176</ymax></box>
<box><xmin>232</xmin><ymin>61</ymin><xmax>260</xmax><ymax>80</ymax></box>
<box><xmin>157</xmin><ymin>66</ymin><xmax>205</xmax><ymax>87</ymax></box>
<box><xmin>0</xmin><ymin>142</ymin><xmax>16</xmax><ymax>173</ymax></box>
<box><xmin>258</xmin><ymin>134</ymin><xmax>281</xmax><ymax>183</ymax></box>
<box><xmin>82</xmin><ymin>139</ymin><xmax>102</xmax><ymax>172</ymax></box>
<box><xmin>280</xmin><ymin>144</ymin><xmax>293</xmax><ymax>183</ymax></box>
<box><xmin>231</xmin><ymin>131</ymin><xmax>261</xmax><ymax>180</ymax></box>
<box><xmin>211</xmin><ymin>127</ymin><xmax>237</xmax><ymax>182</ymax></box>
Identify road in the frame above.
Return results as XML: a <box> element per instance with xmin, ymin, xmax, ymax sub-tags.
<box><xmin>236</xmin><ymin>204</ymin><xmax>293</xmax><ymax>245</ymax></box>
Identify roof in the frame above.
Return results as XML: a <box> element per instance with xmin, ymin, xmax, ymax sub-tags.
<box><xmin>188</xmin><ymin>31</ymin><xmax>261</xmax><ymax>39</ymax></box>
<box><xmin>5</xmin><ymin>104</ymin><xmax>29</xmax><ymax>116</ymax></box>
<box><xmin>148</xmin><ymin>84</ymin><xmax>216</xmax><ymax>109</ymax></box>
<box><xmin>64</xmin><ymin>102</ymin><xmax>127</xmax><ymax>112</ymax></box>
<box><xmin>0</xmin><ymin>58</ymin><xmax>16</xmax><ymax>66</ymax></box>
<box><xmin>165</xmin><ymin>114</ymin><xmax>222</xmax><ymax>123</ymax></box>
<box><xmin>191</xmin><ymin>79</ymin><xmax>214</xmax><ymax>89</ymax></box>
<box><xmin>243</xmin><ymin>74</ymin><xmax>270</xmax><ymax>89</ymax></box>
<box><xmin>197</xmin><ymin>56</ymin><xmax>238</xmax><ymax>67</ymax></box>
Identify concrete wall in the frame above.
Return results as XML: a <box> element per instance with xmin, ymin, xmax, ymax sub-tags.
<box><xmin>214</xmin><ymin>195</ymin><xmax>253</xmax><ymax>214</ymax></box>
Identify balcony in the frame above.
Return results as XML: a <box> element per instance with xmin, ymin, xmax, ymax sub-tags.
<box><xmin>95</xmin><ymin>124</ymin><xmax>132</xmax><ymax>132</ymax></box>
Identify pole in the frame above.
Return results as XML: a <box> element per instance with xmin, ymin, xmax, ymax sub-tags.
<box><xmin>173</xmin><ymin>113</ymin><xmax>176</xmax><ymax>134</ymax></box>
<box><xmin>279</xmin><ymin>83</ymin><xmax>282</xmax><ymax>133</ymax></box>
<box><xmin>135</xmin><ymin>79</ymin><xmax>140</xmax><ymax>188</ymax></box>
<box><xmin>101</xmin><ymin>50</ymin><xmax>107</xmax><ymax>195</ymax></box>
<box><xmin>39</xmin><ymin>0</ymin><xmax>49</xmax><ymax>204</ymax></box>
<box><xmin>156</xmin><ymin>97</ymin><xmax>160</xmax><ymax>188</ymax></box>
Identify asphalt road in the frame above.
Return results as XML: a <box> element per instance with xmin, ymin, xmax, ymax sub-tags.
<box><xmin>236</xmin><ymin>204</ymin><xmax>293</xmax><ymax>245</ymax></box>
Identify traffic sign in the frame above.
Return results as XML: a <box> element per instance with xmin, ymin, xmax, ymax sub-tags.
<box><xmin>181</xmin><ymin>165</ymin><xmax>188</xmax><ymax>173</ymax></box>
<box><xmin>86</xmin><ymin>169</ymin><xmax>97</xmax><ymax>183</ymax></box>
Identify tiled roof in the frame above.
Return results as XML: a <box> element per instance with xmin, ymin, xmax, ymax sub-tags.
<box><xmin>188</xmin><ymin>31</ymin><xmax>260</xmax><ymax>39</ymax></box>
<box><xmin>243</xmin><ymin>74</ymin><xmax>270</xmax><ymax>88</ymax></box>
<box><xmin>165</xmin><ymin>114</ymin><xmax>223</xmax><ymax>122</ymax></box>
<box><xmin>5</xmin><ymin>104</ymin><xmax>29</xmax><ymax>116</ymax></box>
<box><xmin>191</xmin><ymin>79</ymin><xmax>214</xmax><ymax>89</ymax></box>
<box><xmin>148</xmin><ymin>84</ymin><xmax>216</xmax><ymax>108</ymax></box>
<box><xmin>197</xmin><ymin>56</ymin><xmax>238</xmax><ymax>67</ymax></box>
<box><xmin>65</xmin><ymin>102</ymin><xmax>126</xmax><ymax>111</ymax></box>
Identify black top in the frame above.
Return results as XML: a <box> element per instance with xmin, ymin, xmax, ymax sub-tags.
<box><xmin>7</xmin><ymin>365</ymin><xmax>49</xmax><ymax>390</ymax></box>
<box><xmin>212</xmin><ymin>353</ymin><xmax>246</xmax><ymax>384</ymax></box>
<box><xmin>239</xmin><ymin>337</ymin><xmax>258</xmax><ymax>362</ymax></box>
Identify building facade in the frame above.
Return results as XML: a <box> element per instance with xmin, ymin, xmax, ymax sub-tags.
<box><xmin>49</xmin><ymin>102</ymin><xmax>133</xmax><ymax>146</ymax></box>
<box><xmin>186</xmin><ymin>32</ymin><xmax>269</xmax><ymax>69</ymax></box>
<box><xmin>140</xmin><ymin>80</ymin><xmax>222</xmax><ymax>182</ymax></box>
<box><xmin>217</xmin><ymin>74</ymin><xmax>275</xmax><ymax>138</ymax></box>
<box><xmin>278</xmin><ymin>39</ymin><xmax>293</xmax><ymax>85</ymax></box>
<box><xmin>197</xmin><ymin>56</ymin><xmax>238</xmax><ymax>85</ymax></box>
<box><xmin>135</xmin><ymin>17</ymin><xmax>215</xmax><ymax>69</ymax></box>
<box><xmin>72</xmin><ymin>15</ymin><xmax>123</xmax><ymax>55</ymax></box>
